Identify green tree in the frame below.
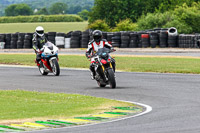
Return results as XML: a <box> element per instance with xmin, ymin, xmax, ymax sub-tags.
<box><xmin>89</xmin><ymin>0</ymin><xmax>198</xmax><ymax>27</ymax></box>
<box><xmin>5</xmin><ymin>4</ymin><xmax>33</xmax><ymax>16</ymax></box>
<box><xmin>78</xmin><ymin>10</ymin><xmax>89</xmax><ymax>20</ymax></box>
<box><xmin>49</xmin><ymin>2</ymin><xmax>68</xmax><ymax>14</ymax></box>
<box><xmin>35</xmin><ymin>8</ymin><xmax>49</xmax><ymax>15</ymax></box>
<box><xmin>137</xmin><ymin>2</ymin><xmax>200</xmax><ymax>34</ymax></box>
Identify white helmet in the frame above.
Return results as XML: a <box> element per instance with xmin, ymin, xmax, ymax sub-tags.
<box><xmin>35</xmin><ymin>26</ymin><xmax>44</xmax><ymax>37</ymax></box>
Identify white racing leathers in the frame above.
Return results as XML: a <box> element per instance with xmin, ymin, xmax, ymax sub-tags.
<box><xmin>86</xmin><ymin>39</ymin><xmax>112</xmax><ymax>62</ymax></box>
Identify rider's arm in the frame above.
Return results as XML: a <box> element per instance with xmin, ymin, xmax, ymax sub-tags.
<box><xmin>103</xmin><ymin>39</ymin><xmax>112</xmax><ymax>48</ymax></box>
<box><xmin>32</xmin><ymin>34</ymin><xmax>39</xmax><ymax>51</ymax></box>
<box><xmin>86</xmin><ymin>43</ymin><xmax>93</xmax><ymax>58</ymax></box>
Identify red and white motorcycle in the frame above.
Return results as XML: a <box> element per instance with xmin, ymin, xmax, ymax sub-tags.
<box><xmin>37</xmin><ymin>42</ymin><xmax>60</xmax><ymax>76</ymax></box>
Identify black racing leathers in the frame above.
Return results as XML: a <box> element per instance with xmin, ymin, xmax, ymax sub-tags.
<box><xmin>32</xmin><ymin>33</ymin><xmax>48</xmax><ymax>62</ymax></box>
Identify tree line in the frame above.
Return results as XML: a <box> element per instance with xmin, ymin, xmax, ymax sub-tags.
<box><xmin>3</xmin><ymin>2</ymin><xmax>92</xmax><ymax>17</ymax></box>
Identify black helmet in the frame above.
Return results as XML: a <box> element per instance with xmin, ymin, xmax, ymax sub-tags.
<box><xmin>92</xmin><ymin>30</ymin><xmax>102</xmax><ymax>42</ymax></box>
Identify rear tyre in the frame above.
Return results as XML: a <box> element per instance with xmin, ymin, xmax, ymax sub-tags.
<box><xmin>39</xmin><ymin>62</ymin><xmax>48</xmax><ymax>75</ymax></box>
<box><xmin>107</xmin><ymin>69</ymin><xmax>116</xmax><ymax>88</ymax></box>
<box><xmin>52</xmin><ymin>59</ymin><xmax>60</xmax><ymax>76</ymax></box>
<box><xmin>97</xmin><ymin>81</ymin><xmax>106</xmax><ymax>88</ymax></box>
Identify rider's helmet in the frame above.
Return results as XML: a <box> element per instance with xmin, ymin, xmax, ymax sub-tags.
<box><xmin>35</xmin><ymin>26</ymin><xmax>44</xmax><ymax>37</ymax></box>
<box><xmin>92</xmin><ymin>30</ymin><xmax>103</xmax><ymax>42</ymax></box>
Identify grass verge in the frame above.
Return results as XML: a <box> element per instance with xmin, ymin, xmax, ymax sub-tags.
<box><xmin>0</xmin><ymin>90</ymin><xmax>133</xmax><ymax>123</ymax></box>
<box><xmin>0</xmin><ymin>22</ymin><xmax>88</xmax><ymax>33</ymax></box>
<box><xmin>0</xmin><ymin>54</ymin><xmax>200</xmax><ymax>74</ymax></box>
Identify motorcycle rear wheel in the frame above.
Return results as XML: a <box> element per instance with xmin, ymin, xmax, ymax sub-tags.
<box><xmin>52</xmin><ymin>59</ymin><xmax>60</xmax><ymax>76</ymax></box>
<box><xmin>107</xmin><ymin>69</ymin><xmax>116</xmax><ymax>88</ymax></box>
<box><xmin>39</xmin><ymin>62</ymin><xmax>48</xmax><ymax>75</ymax></box>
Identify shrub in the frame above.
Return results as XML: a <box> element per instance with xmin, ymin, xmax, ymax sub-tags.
<box><xmin>0</xmin><ymin>15</ymin><xmax>83</xmax><ymax>23</ymax></box>
<box><xmin>87</xmin><ymin>20</ymin><xmax>110</xmax><ymax>31</ymax></box>
<box><xmin>112</xmin><ymin>19</ymin><xmax>138</xmax><ymax>32</ymax></box>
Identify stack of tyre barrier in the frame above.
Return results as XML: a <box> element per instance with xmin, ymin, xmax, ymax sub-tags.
<box><xmin>10</xmin><ymin>33</ymin><xmax>18</xmax><ymax>49</ymax></box>
<box><xmin>149</xmin><ymin>32</ymin><xmax>159</xmax><ymax>48</ymax></box>
<box><xmin>129</xmin><ymin>32</ymin><xmax>138</xmax><ymax>48</ymax></box>
<box><xmin>178</xmin><ymin>34</ymin><xmax>196</xmax><ymax>48</ymax></box>
<box><xmin>107</xmin><ymin>32</ymin><xmax>114</xmax><ymax>44</ymax></box>
<box><xmin>70</xmin><ymin>31</ymin><xmax>81</xmax><ymax>48</ymax></box>
<box><xmin>81</xmin><ymin>31</ymin><xmax>90</xmax><ymax>48</ymax></box>
<box><xmin>141</xmin><ymin>34</ymin><xmax>150</xmax><ymax>48</ymax></box>
<box><xmin>121</xmin><ymin>32</ymin><xmax>130</xmax><ymax>48</ymax></box>
<box><xmin>48</xmin><ymin>32</ymin><xmax>56</xmax><ymax>45</ymax></box>
<box><xmin>65</xmin><ymin>31</ymin><xmax>72</xmax><ymax>48</ymax></box>
<box><xmin>137</xmin><ymin>31</ymin><xmax>145</xmax><ymax>48</ymax></box>
<box><xmin>55</xmin><ymin>32</ymin><xmax>65</xmax><ymax>48</ymax></box>
<box><xmin>102</xmin><ymin>32</ymin><xmax>107</xmax><ymax>40</ymax></box>
<box><xmin>17</xmin><ymin>33</ymin><xmax>25</xmax><ymax>49</ymax></box>
<box><xmin>159</xmin><ymin>29</ymin><xmax>168</xmax><ymax>48</ymax></box>
<box><xmin>112</xmin><ymin>32</ymin><xmax>121</xmax><ymax>47</ymax></box>
<box><xmin>168</xmin><ymin>27</ymin><xmax>178</xmax><ymax>48</ymax></box>
<box><xmin>24</xmin><ymin>33</ymin><xmax>33</xmax><ymax>49</ymax></box>
<box><xmin>196</xmin><ymin>34</ymin><xmax>200</xmax><ymax>48</ymax></box>
<box><xmin>5</xmin><ymin>34</ymin><xmax>11</xmax><ymax>49</ymax></box>
<box><xmin>0</xmin><ymin>34</ymin><xmax>5</xmax><ymax>49</ymax></box>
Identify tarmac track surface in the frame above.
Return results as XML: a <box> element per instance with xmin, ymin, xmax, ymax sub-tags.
<box><xmin>1</xmin><ymin>66</ymin><xmax>200</xmax><ymax>133</ymax></box>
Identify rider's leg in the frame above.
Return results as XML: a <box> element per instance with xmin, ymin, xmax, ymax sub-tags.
<box><xmin>111</xmin><ymin>58</ymin><xmax>116</xmax><ymax>72</ymax></box>
<box><xmin>90</xmin><ymin>58</ymin><xmax>96</xmax><ymax>80</ymax></box>
<box><xmin>35</xmin><ymin>53</ymin><xmax>41</xmax><ymax>65</ymax></box>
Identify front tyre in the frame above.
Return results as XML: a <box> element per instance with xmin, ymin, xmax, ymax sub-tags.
<box><xmin>97</xmin><ymin>81</ymin><xmax>106</xmax><ymax>88</ymax></box>
<box><xmin>107</xmin><ymin>69</ymin><xmax>116</xmax><ymax>88</ymax></box>
<box><xmin>52</xmin><ymin>59</ymin><xmax>60</xmax><ymax>76</ymax></box>
<box><xmin>39</xmin><ymin>62</ymin><xmax>48</xmax><ymax>75</ymax></box>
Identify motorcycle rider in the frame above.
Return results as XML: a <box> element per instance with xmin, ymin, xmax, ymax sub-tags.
<box><xmin>32</xmin><ymin>26</ymin><xmax>48</xmax><ymax>65</ymax></box>
<box><xmin>86</xmin><ymin>30</ymin><xmax>116</xmax><ymax>80</ymax></box>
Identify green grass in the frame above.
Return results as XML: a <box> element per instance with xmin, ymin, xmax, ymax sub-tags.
<box><xmin>0</xmin><ymin>90</ymin><xmax>133</xmax><ymax>121</ymax></box>
<box><xmin>0</xmin><ymin>22</ymin><xmax>88</xmax><ymax>33</ymax></box>
<box><xmin>1</xmin><ymin>54</ymin><xmax>200</xmax><ymax>74</ymax></box>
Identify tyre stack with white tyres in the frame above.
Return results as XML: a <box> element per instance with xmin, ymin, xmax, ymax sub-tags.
<box><xmin>81</xmin><ymin>31</ymin><xmax>90</xmax><ymax>48</ymax></box>
<box><xmin>159</xmin><ymin>29</ymin><xmax>168</xmax><ymax>48</ymax></box>
<box><xmin>48</xmin><ymin>32</ymin><xmax>56</xmax><ymax>45</ymax></box>
<box><xmin>121</xmin><ymin>32</ymin><xmax>130</xmax><ymax>48</ymax></box>
<box><xmin>17</xmin><ymin>33</ymin><xmax>25</xmax><ymax>49</ymax></box>
<box><xmin>5</xmin><ymin>34</ymin><xmax>11</xmax><ymax>49</ymax></box>
<box><xmin>149</xmin><ymin>32</ymin><xmax>159</xmax><ymax>48</ymax></box>
<box><xmin>10</xmin><ymin>33</ymin><xmax>18</xmax><ymax>49</ymax></box>
<box><xmin>0</xmin><ymin>34</ymin><xmax>5</xmax><ymax>49</ymax></box>
<box><xmin>141</xmin><ymin>34</ymin><xmax>150</xmax><ymax>48</ymax></box>
<box><xmin>24</xmin><ymin>33</ymin><xmax>32</xmax><ymax>49</ymax></box>
<box><xmin>65</xmin><ymin>32</ymin><xmax>72</xmax><ymax>48</ymax></box>
<box><xmin>55</xmin><ymin>33</ymin><xmax>65</xmax><ymax>48</ymax></box>
<box><xmin>70</xmin><ymin>31</ymin><xmax>81</xmax><ymax>48</ymax></box>
<box><xmin>167</xmin><ymin>27</ymin><xmax>178</xmax><ymax>48</ymax></box>
<box><xmin>129</xmin><ymin>32</ymin><xmax>138</xmax><ymax>48</ymax></box>
<box><xmin>112</xmin><ymin>32</ymin><xmax>121</xmax><ymax>47</ymax></box>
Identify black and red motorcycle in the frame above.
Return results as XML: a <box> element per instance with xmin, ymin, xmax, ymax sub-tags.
<box><xmin>89</xmin><ymin>47</ymin><xmax>116</xmax><ymax>88</ymax></box>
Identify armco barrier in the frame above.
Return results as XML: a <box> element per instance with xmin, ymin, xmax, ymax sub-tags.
<box><xmin>0</xmin><ymin>29</ymin><xmax>200</xmax><ymax>49</ymax></box>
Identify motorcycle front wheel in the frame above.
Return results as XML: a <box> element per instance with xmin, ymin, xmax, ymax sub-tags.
<box><xmin>52</xmin><ymin>59</ymin><xmax>60</xmax><ymax>76</ymax></box>
<box><xmin>97</xmin><ymin>81</ymin><xmax>106</xmax><ymax>88</ymax></box>
<box><xmin>107</xmin><ymin>69</ymin><xmax>116</xmax><ymax>88</ymax></box>
<box><xmin>39</xmin><ymin>62</ymin><xmax>48</xmax><ymax>75</ymax></box>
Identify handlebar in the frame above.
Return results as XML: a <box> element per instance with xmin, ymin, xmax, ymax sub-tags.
<box><xmin>88</xmin><ymin>48</ymin><xmax>116</xmax><ymax>59</ymax></box>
